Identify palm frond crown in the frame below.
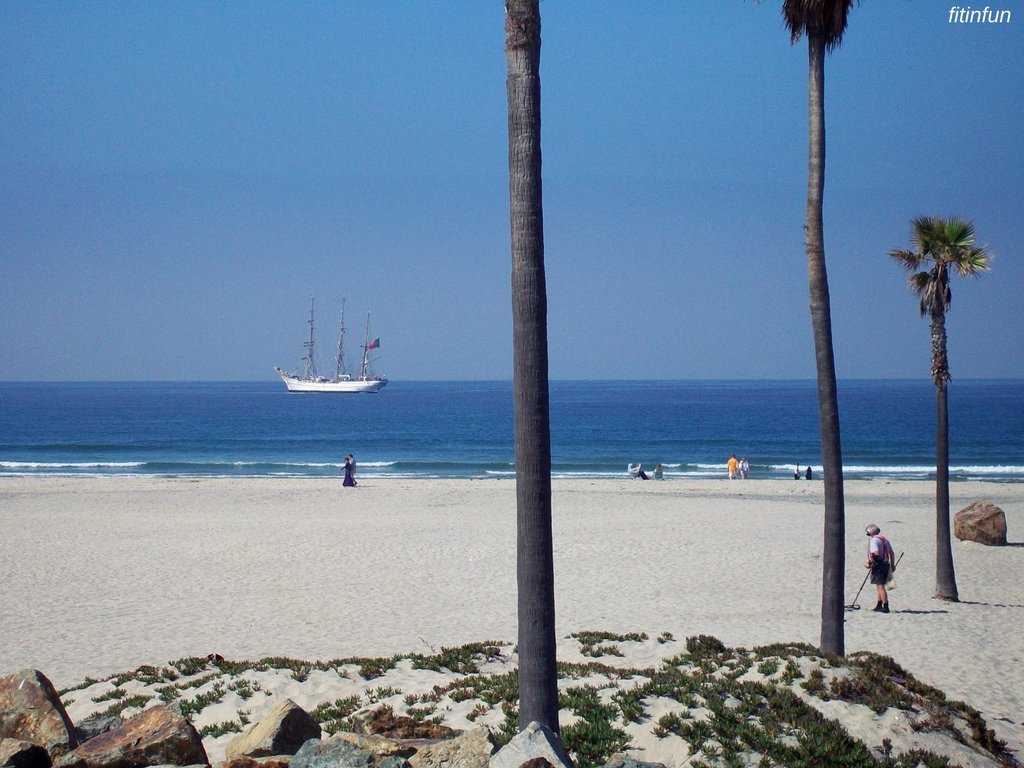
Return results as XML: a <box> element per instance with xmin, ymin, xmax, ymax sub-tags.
<box><xmin>781</xmin><ymin>0</ymin><xmax>858</xmax><ymax>51</ymax></box>
<box><xmin>889</xmin><ymin>216</ymin><xmax>992</xmax><ymax>316</ymax></box>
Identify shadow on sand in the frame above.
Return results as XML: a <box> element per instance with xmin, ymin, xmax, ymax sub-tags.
<box><xmin>886</xmin><ymin>609</ymin><xmax>951</xmax><ymax>615</ymax></box>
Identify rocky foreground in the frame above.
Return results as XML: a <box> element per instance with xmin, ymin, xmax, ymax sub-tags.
<box><xmin>2</xmin><ymin>634</ymin><xmax>1021</xmax><ymax>768</ymax></box>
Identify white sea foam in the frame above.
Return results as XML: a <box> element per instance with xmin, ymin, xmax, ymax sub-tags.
<box><xmin>0</xmin><ymin>461</ymin><xmax>144</xmax><ymax>469</ymax></box>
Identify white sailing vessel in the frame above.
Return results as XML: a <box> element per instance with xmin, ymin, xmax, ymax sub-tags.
<box><xmin>275</xmin><ymin>298</ymin><xmax>388</xmax><ymax>393</ymax></box>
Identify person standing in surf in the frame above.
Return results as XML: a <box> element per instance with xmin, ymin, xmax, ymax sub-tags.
<box><xmin>343</xmin><ymin>454</ymin><xmax>357</xmax><ymax>487</ymax></box>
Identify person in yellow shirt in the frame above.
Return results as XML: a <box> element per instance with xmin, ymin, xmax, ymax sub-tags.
<box><xmin>727</xmin><ymin>454</ymin><xmax>739</xmax><ymax>479</ymax></box>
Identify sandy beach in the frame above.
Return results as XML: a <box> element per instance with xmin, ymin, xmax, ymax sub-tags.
<box><xmin>2</xmin><ymin>476</ymin><xmax>1022</xmax><ymax>759</ymax></box>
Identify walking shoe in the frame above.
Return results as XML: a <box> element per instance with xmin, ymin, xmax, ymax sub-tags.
<box><xmin>881</xmin><ymin>603</ymin><xmax>890</xmax><ymax>613</ymax></box>
<box><xmin>873</xmin><ymin>601</ymin><xmax>884</xmax><ymax>612</ymax></box>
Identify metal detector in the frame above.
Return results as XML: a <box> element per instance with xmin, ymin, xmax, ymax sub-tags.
<box><xmin>845</xmin><ymin>571</ymin><xmax>870</xmax><ymax>611</ymax></box>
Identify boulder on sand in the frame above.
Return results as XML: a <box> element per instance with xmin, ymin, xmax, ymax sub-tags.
<box><xmin>225</xmin><ymin>699</ymin><xmax>321</xmax><ymax>760</ymax></box>
<box><xmin>57</xmin><ymin>705</ymin><xmax>207</xmax><ymax>768</ymax></box>
<box><xmin>0</xmin><ymin>670</ymin><xmax>79</xmax><ymax>757</ymax></box>
<box><xmin>954</xmin><ymin>501</ymin><xmax>1008</xmax><ymax>546</ymax></box>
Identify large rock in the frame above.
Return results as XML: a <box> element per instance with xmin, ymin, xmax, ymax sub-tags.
<box><xmin>0</xmin><ymin>737</ymin><xmax>52</xmax><ymax>768</ymax></box>
<box><xmin>225</xmin><ymin>700</ymin><xmax>321</xmax><ymax>760</ymax></box>
<box><xmin>954</xmin><ymin>501</ymin><xmax>1008</xmax><ymax>546</ymax></box>
<box><xmin>74</xmin><ymin>718</ymin><xmax>124</xmax><ymax>746</ymax></box>
<box><xmin>352</xmin><ymin>710</ymin><xmax>454</xmax><ymax>741</ymax></box>
<box><xmin>409</xmin><ymin>727</ymin><xmax>493</xmax><ymax>768</ymax></box>
<box><xmin>488</xmin><ymin>722</ymin><xmax>571</xmax><ymax>768</ymax></box>
<box><xmin>57</xmin><ymin>705</ymin><xmax>207</xmax><ymax>768</ymax></box>
<box><xmin>289</xmin><ymin>738</ymin><xmax>408</xmax><ymax>768</ymax></box>
<box><xmin>603</xmin><ymin>756</ymin><xmax>667</xmax><ymax>768</ymax></box>
<box><xmin>331</xmin><ymin>734</ymin><xmax>417</xmax><ymax>760</ymax></box>
<box><xmin>220</xmin><ymin>758</ymin><xmax>292</xmax><ymax>768</ymax></box>
<box><xmin>0</xmin><ymin>670</ymin><xmax>79</xmax><ymax>757</ymax></box>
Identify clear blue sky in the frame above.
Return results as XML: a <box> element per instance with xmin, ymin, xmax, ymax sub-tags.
<box><xmin>2</xmin><ymin>2</ymin><xmax>1021</xmax><ymax>381</ymax></box>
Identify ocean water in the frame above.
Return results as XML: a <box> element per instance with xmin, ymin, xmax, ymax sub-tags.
<box><xmin>1</xmin><ymin>380</ymin><xmax>1022</xmax><ymax>481</ymax></box>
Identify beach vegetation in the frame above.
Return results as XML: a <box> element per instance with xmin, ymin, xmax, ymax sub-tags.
<box><xmin>94</xmin><ymin>694</ymin><xmax>152</xmax><ymax>719</ymax></box>
<box><xmin>198</xmin><ymin>720</ymin><xmax>243</xmax><ymax>738</ymax></box>
<box><xmin>685</xmin><ymin>634</ymin><xmax>728</xmax><ymax>660</ymax></box>
<box><xmin>170</xmin><ymin>656</ymin><xmax>209</xmax><ymax>677</ymax></box>
<box><xmin>506</xmin><ymin>0</ymin><xmax>559</xmax><ymax>736</ymax></box>
<box><xmin>366</xmin><ymin>685</ymin><xmax>401</xmax><ymax>703</ymax></box>
<box><xmin>780</xmin><ymin>659</ymin><xmax>803</xmax><ymax>685</ymax></box>
<box><xmin>156</xmin><ymin>684</ymin><xmax>179</xmax><ymax>702</ymax></box>
<box><xmin>558</xmin><ymin>685</ymin><xmax>631</xmax><ymax>768</ymax></box>
<box><xmin>410</xmin><ymin>642</ymin><xmax>504</xmax><ymax>674</ymax></box>
<box><xmin>494</xmin><ymin>701</ymin><xmax>520</xmax><ymax>747</ymax></box>
<box><xmin>405</xmin><ymin>703</ymin><xmax>438</xmax><ymax>722</ymax></box>
<box><xmin>227</xmin><ymin>678</ymin><xmax>261</xmax><ymax>699</ymax></box>
<box><xmin>441</xmin><ymin>669</ymin><xmax>519</xmax><ymax>706</ymax></box>
<box><xmin>800</xmin><ymin>666</ymin><xmax>826</xmax><ymax>694</ymax></box>
<box><xmin>610</xmin><ymin>685</ymin><xmax>648</xmax><ymax>724</ymax></box>
<box><xmin>348</xmin><ymin>656</ymin><xmax>400</xmax><ymax>680</ymax></box>
<box><xmin>57</xmin><ymin>640</ymin><xmax>1015</xmax><ymax>768</ymax></box>
<box><xmin>178</xmin><ymin>683</ymin><xmax>226</xmax><ymax>719</ymax></box>
<box><xmin>173</xmin><ymin>672</ymin><xmax>220</xmax><ymax>690</ymax></box>
<box><xmin>91</xmin><ymin>687</ymin><xmax>127</xmax><ymax>703</ymax></box>
<box><xmin>310</xmin><ymin>695</ymin><xmax>363</xmax><ymax>735</ymax></box>
<box><xmin>889</xmin><ymin>216</ymin><xmax>993</xmax><ymax>601</ymax></box>
<box><xmin>110</xmin><ymin>665</ymin><xmax>177</xmax><ymax>687</ymax></box>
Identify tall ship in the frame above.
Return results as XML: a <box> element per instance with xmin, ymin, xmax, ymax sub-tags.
<box><xmin>275</xmin><ymin>298</ymin><xmax>388</xmax><ymax>393</ymax></box>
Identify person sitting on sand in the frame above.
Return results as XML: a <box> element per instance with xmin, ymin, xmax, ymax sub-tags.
<box><xmin>654</xmin><ymin>464</ymin><xmax>664</xmax><ymax>480</ymax></box>
<box><xmin>628</xmin><ymin>463</ymin><xmax>649</xmax><ymax>480</ymax></box>
<box><xmin>865</xmin><ymin>523</ymin><xmax>896</xmax><ymax>613</ymax></box>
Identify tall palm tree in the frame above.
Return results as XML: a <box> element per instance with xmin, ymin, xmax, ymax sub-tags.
<box><xmin>889</xmin><ymin>216</ymin><xmax>992</xmax><ymax>602</ymax></box>
<box><xmin>769</xmin><ymin>0</ymin><xmax>857</xmax><ymax>656</ymax></box>
<box><xmin>505</xmin><ymin>0</ymin><xmax>559</xmax><ymax>734</ymax></box>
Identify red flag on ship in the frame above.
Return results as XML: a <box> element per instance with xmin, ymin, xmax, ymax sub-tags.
<box><xmin>367</xmin><ymin>337</ymin><xmax>380</xmax><ymax>350</ymax></box>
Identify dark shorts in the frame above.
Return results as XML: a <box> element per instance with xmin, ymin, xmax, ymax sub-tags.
<box><xmin>870</xmin><ymin>559</ymin><xmax>890</xmax><ymax>585</ymax></box>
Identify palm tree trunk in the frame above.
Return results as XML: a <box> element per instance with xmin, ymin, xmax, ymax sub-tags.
<box><xmin>806</xmin><ymin>30</ymin><xmax>846</xmax><ymax>656</ymax></box>
<box><xmin>505</xmin><ymin>0</ymin><xmax>559</xmax><ymax>733</ymax></box>
<box><xmin>931</xmin><ymin>310</ymin><xmax>959</xmax><ymax>600</ymax></box>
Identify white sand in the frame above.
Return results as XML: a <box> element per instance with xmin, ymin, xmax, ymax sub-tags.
<box><xmin>2</xmin><ymin>476</ymin><xmax>1022</xmax><ymax>756</ymax></box>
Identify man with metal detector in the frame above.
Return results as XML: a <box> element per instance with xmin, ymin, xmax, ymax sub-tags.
<box><xmin>865</xmin><ymin>524</ymin><xmax>897</xmax><ymax>613</ymax></box>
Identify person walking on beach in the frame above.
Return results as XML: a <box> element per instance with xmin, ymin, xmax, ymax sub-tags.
<box><xmin>727</xmin><ymin>454</ymin><xmax>739</xmax><ymax>479</ymax></box>
<box><xmin>739</xmin><ymin>456</ymin><xmax>749</xmax><ymax>480</ymax></box>
<box><xmin>865</xmin><ymin>524</ymin><xmax>896</xmax><ymax>613</ymax></box>
<box><xmin>343</xmin><ymin>453</ymin><xmax>357</xmax><ymax>487</ymax></box>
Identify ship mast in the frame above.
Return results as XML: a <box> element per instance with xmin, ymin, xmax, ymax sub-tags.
<box><xmin>301</xmin><ymin>296</ymin><xmax>317</xmax><ymax>380</ymax></box>
<box><xmin>333</xmin><ymin>298</ymin><xmax>348</xmax><ymax>381</ymax></box>
<box><xmin>359</xmin><ymin>311</ymin><xmax>372</xmax><ymax>380</ymax></box>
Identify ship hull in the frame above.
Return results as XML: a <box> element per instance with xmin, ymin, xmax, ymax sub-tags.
<box><xmin>275</xmin><ymin>368</ymin><xmax>388</xmax><ymax>393</ymax></box>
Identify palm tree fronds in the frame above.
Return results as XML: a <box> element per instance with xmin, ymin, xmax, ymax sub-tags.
<box><xmin>889</xmin><ymin>248</ymin><xmax>923</xmax><ymax>271</ymax></box>
<box><xmin>955</xmin><ymin>247</ymin><xmax>992</xmax><ymax>277</ymax></box>
<box><xmin>940</xmin><ymin>217</ymin><xmax>976</xmax><ymax>248</ymax></box>
<box><xmin>781</xmin><ymin>0</ymin><xmax>858</xmax><ymax>51</ymax></box>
